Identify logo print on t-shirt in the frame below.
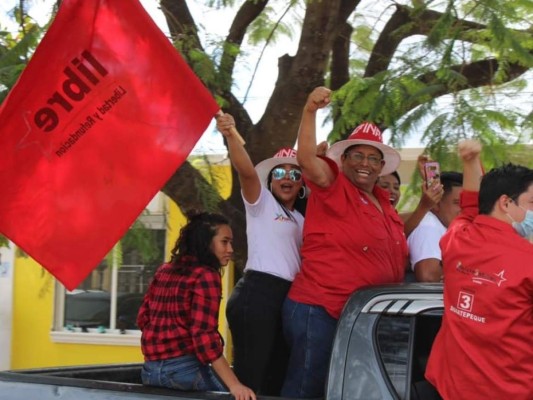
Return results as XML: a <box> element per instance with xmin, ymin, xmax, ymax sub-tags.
<box><xmin>274</xmin><ymin>213</ymin><xmax>291</xmax><ymax>222</ymax></box>
<box><xmin>449</xmin><ymin>290</ymin><xmax>486</xmax><ymax>323</ymax></box>
<box><xmin>450</xmin><ymin>290</ymin><xmax>487</xmax><ymax>324</ymax></box>
<box><xmin>456</xmin><ymin>262</ymin><xmax>508</xmax><ymax>287</ymax></box>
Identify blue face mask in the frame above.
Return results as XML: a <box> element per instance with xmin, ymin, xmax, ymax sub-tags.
<box><xmin>511</xmin><ymin>208</ymin><xmax>533</xmax><ymax>238</ymax></box>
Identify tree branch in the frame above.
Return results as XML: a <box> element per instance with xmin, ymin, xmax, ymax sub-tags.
<box><xmin>252</xmin><ymin>0</ymin><xmax>345</xmax><ymax>160</ymax></box>
<box><xmin>339</xmin><ymin>0</ymin><xmax>362</xmax><ymax>18</ymax></box>
<box><xmin>331</xmin><ymin>22</ymin><xmax>353</xmax><ymax>90</ymax></box>
<box><xmin>385</xmin><ymin>57</ymin><xmax>530</xmax><ymax>122</ymax></box>
<box><xmin>364</xmin><ymin>4</ymin><xmax>412</xmax><ymax>78</ymax></box>
<box><xmin>221</xmin><ymin>91</ymin><xmax>254</xmax><ymax>143</ymax></box>
<box><xmin>160</xmin><ymin>0</ymin><xmax>203</xmax><ymax>52</ymax></box>
<box><xmin>219</xmin><ymin>0</ymin><xmax>270</xmax><ymax>92</ymax></box>
<box><xmin>365</xmin><ymin>4</ymin><xmax>491</xmax><ymax>78</ymax></box>
<box><xmin>417</xmin><ymin>58</ymin><xmax>529</xmax><ymax>99</ymax></box>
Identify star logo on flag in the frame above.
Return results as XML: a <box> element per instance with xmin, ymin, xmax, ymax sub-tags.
<box><xmin>16</xmin><ymin>111</ymin><xmax>54</xmax><ymax>158</ymax></box>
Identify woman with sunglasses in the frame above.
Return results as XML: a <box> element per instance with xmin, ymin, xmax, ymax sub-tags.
<box><xmin>216</xmin><ymin>113</ymin><xmax>306</xmax><ymax>396</ymax></box>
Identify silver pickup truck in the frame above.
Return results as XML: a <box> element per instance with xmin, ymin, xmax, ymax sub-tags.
<box><xmin>0</xmin><ymin>283</ymin><xmax>444</xmax><ymax>400</ymax></box>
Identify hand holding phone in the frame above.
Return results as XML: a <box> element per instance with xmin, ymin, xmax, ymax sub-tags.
<box><xmin>424</xmin><ymin>162</ymin><xmax>441</xmax><ymax>189</ymax></box>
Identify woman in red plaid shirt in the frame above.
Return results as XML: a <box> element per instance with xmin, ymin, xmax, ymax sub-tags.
<box><xmin>137</xmin><ymin>211</ymin><xmax>255</xmax><ymax>400</ymax></box>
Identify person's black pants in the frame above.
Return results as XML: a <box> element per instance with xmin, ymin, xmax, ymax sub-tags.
<box><xmin>226</xmin><ymin>270</ymin><xmax>291</xmax><ymax>396</ymax></box>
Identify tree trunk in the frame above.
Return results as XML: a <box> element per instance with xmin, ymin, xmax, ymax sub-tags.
<box><xmin>158</xmin><ymin>0</ymin><xmax>532</xmax><ymax>271</ymax></box>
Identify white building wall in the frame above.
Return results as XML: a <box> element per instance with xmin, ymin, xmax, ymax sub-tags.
<box><xmin>0</xmin><ymin>244</ymin><xmax>14</xmax><ymax>370</ymax></box>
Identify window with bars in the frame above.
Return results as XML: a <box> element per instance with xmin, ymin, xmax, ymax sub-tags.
<box><xmin>52</xmin><ymin>208</ymin><xmax>166</xmax><ymax>341</ymax></box>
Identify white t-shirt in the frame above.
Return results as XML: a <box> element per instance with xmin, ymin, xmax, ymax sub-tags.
<box><xmin>243</xmin><ymin>186</ymin><xmax>304</xmax><ymax>281</ymax></box>
<box><xmin>407</xmin><ymin>211</ymin><xmax>446</xmax><ymax>271</ymax></box>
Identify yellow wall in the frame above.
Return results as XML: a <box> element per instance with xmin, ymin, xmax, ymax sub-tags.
<box><xmin>11</xmin><ymin>257</ymin><xmax>143</xmax><ymax>369</ymax></box>
<box><xmin>10</xmin><ymin>158</ymin><xmax>234</xmax><ymax>369</ymax></box>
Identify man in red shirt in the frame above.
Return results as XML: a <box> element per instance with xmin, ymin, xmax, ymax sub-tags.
<box><xmin>426</xmin><ymin>140</ymin><xmax>533</xmax><ymax>400</ymax></box>
<box><xmin>281</xmin><ymin>87</ymin><xmax>408</xmax><ymax>398</ymax></box>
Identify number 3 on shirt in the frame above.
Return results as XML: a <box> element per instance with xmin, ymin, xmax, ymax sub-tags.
<box><xmin>458</xmin><ymin>291</ymin><xmax>474</xmax><ymax>312</ymax></box>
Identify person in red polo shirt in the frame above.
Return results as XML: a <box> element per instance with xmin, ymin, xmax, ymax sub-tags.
<box><xmin>426</xmin><ymin>139</ymin><xmax>533</xmax><ymax>400</ymax></box>
<box><xmin>281</xmin><ymin>86</ymin><xmax>408</xmax><ymax>398</ymax></box>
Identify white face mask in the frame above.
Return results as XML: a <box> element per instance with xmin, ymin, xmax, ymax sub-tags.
<box><xmin>507</xmin><ymin>203</ymin><xmax>533</xmax><ymax>238</ymax></box>
<box><xmin>512</xmin><ymin>208</ymin><xmax>533</xmax><ymax>238</ymax></box>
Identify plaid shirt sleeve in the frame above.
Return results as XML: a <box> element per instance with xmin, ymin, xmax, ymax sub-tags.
<box><xmin>136</xmin><ymin>287</ymin><xmax>151</xmax><ymax>330</ymax></box>
<box><xmin>190</xmin><ymin>269</ymin><xmax>223</xmax><ymax>364</ymax></box>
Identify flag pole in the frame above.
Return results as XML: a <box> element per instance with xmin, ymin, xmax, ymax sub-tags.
<box><xmin>216</xmin><ymin>110</ymin><xmax>246</xmax><ymax>146</ymax></box>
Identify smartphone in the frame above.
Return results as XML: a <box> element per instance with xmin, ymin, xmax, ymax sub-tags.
<box><xmin>424</xmin><ymin>162</ymin><xmax>441</xmax><ymax>188</ymax></box>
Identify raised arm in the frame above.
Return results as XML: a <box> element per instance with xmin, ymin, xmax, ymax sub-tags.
<box><xmin>458</xmin><ymin>139</ymin><xmax>483</xmax><ymax>192</ymax></box>
<box><xmin>401</xmin><ymin>154</ymin><xmax>444</xmax><ymax>237</ymax></box>
<box><xmin>400</xmin><ymin>184</ymin><xmax>444</xmax><ymax>237</ymax></box>
<box><xmin>297</xmin><ymin>87</ymin><xmax>335</xmax><ymax>187</ymax></box>
<box><xmin>216</xmin><ymin>113</ymin><xmax>261</xmax><ymax>203</ymax></box>
<box><xmin>402</xmin><ymin>183</ymin><xmax>443</xmax><ymax>237</ymax></box>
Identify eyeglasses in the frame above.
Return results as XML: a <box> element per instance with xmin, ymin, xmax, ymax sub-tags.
<box><xmin>271</xmin><ymin>167</ymin><xmax>302</xmax><ymax>182</ymax></box>
<box><xmin>344</xmin><ymin>152</ymin><xmax>382</xmax><ymax>167</ymax></box>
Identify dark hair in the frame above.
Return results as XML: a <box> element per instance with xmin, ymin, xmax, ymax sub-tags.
<box><xmin>343</xmin><ymin>144</ymin><xmax>384</xmax><ymax>159</ymax></box>
<box><xmin>479</xmin><ymin>163</ymin><xmax>533</xmax><ymax>215</ymax></box>
<box><xmin>440</xmin><ymin>171</ymin><xmax>463</xmax><ymax>196</ymax></box>
<box><xmin>267</xmin><ymin>167</ymin><xmax>307</xmax><ymax>218</ymax></box>
<box><xmin>390</xmin><ymin>170</ymin><xmax>401</xmax><ymax>185</ymax></box>
<box><xmin>169</xmin><ymin>210</ymin><xmax>230</xmax><ymax>271</ymax></box>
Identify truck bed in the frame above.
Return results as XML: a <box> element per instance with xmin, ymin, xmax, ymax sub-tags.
<box><xmin>0</xmin><ymin>284</ymin><xmax>444</xmax><ymax>400</ymax></box>
<box><xmin>0</xmin><ymin>364</ymin><xmax>243</xmax><ymax>400</ymax></box>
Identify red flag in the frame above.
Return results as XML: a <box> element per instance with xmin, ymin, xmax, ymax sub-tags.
<box><xmin>0</xmin><ymin>0</ymin><xmax>219</xmax><ymax>290</ymax></box>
